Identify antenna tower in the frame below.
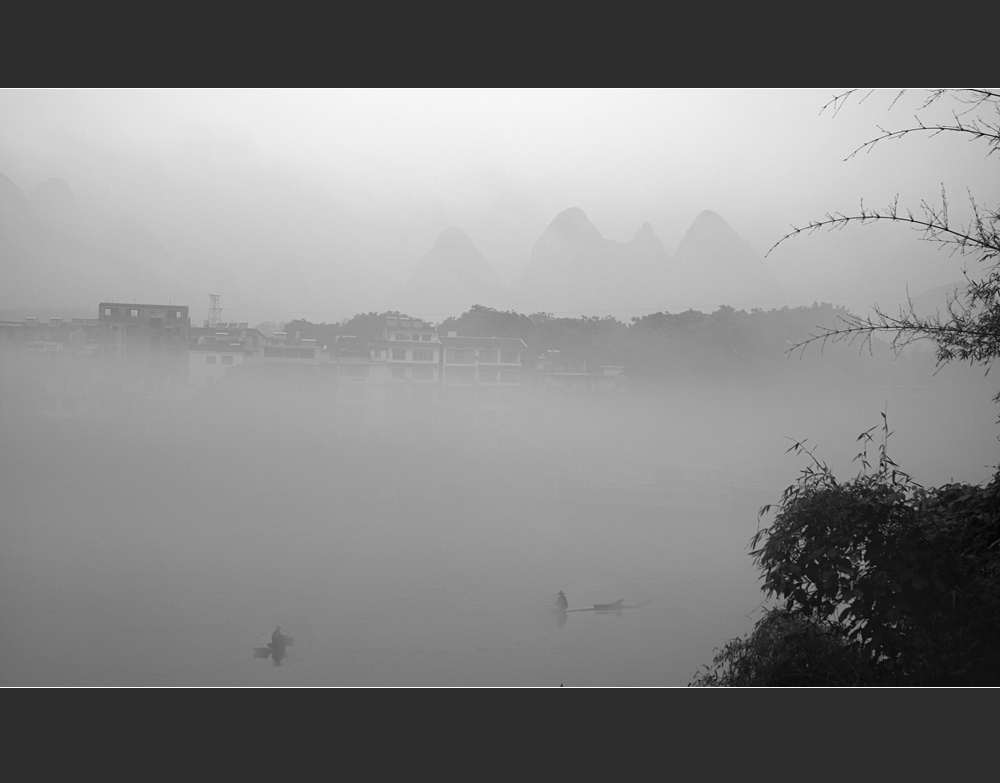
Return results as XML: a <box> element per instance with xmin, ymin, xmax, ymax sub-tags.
<box><xmin>208</xmin><ymin>294</ymin><xmax>222</xmax><ymax>328</ymax></box>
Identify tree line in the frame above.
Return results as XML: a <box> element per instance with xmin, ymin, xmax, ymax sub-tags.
<box><xmin>280</xmin><ymin>301</ymin><xmax>919</xmax><ymax>390</ymax></box>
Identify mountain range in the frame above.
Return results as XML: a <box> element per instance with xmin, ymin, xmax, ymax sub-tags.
<box><xmin>400</xmin><ymin>207</ymin><xmax>784</xmax><ymax>318</ymax></box>
<box><xmin>0</xmin><ymin>173</ymin><xmax>201</xmax><ymax>310</ymax></box>
<box><xmin>2</xmin><ymin>170</ymin><xmax>783</xmax><ymax>321</ymax></box>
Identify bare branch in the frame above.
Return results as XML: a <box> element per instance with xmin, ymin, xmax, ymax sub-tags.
<box><xmin>845</xmin><ymin>117</ymin><xmax>1000</xmax><ymax>161</ymax></box>
<box><xmin>821</xmin><ymin>90</ymin><xmax>861</xmax><ymax>118</ymax></box>
<box><xmin>779</xmin><ymin>89</ymin><xmax>1000</xmax><ymax>395</ymax></box>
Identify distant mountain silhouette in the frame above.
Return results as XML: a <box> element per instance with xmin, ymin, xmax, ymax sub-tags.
<box><xmin>511</xmin><ymin>207</ymin><xmax>783</xmax><ymax>316</ymax></box>
<box><xmin>0</xmin><ymin>172</ymin><xmax>189</xmax><ymax>309</ymax></box>
<box><xmin>0</xmin><ymin>172</ymin><xmax>39</xmax><ymax>239</ymax></box>
<box><xmin>398</xmin><ymin>227</ymin><xmax>506</xmax><ymax>319</ymax></box>
<box><xmin>672</xmin><ymin>210</ymin><xmax>784</xmax><ymax>311</ymax></box>
<box><xmin>3</xmin><ymin>166</ymin><xmax>787</xmax><ymax>319</ymax></box>
<box><xmin>513</xmin><ymin>207</ymin><xmax>676</xmax><ymax>315</ymax></box>
<box><xmin>28</xmin><ymin>178</ymin><xmax>88</xmax><ymax>242</ymax></box>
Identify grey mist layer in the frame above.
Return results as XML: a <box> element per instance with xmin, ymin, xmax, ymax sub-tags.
<box><xmin>1</xmin><ymin>89</ymin><xmax>997</xmax><ymax>685</ymax></box>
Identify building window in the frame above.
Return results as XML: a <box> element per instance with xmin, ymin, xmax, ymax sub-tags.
<box><xmin>420</xmin><ymin>334</ymin><xmax>431</xmax><ymax>341</ymax></box>
<box><xmin>104</xmin><ymin>307</ymin><xmax>111</xmax><ymax>316</ymax></box>
<box><xmin>221</xmin><ymin>355</ymin><xmax>234</xmax><ymax>365</ymax></box>
<box><xmin>391</xmin><ymin>366</ymin><xmax>407</xmax><ymax>380</ymax></box>
<box><xmin>446</xmin><ymin>349</ymin><xmax>475</xmax><ymax>364</ymax></box>
<box><xmin>479</xmin><ymin>367</ymin><xmax>498</xmax><ymax>383</ymax></box>
<box><xmin>395</xmin><ymin>333</ymin><xmax>410</xmax><ymax>341</ymax></box>
<box><xmin>500</xmin><ymin>350</ymin><xmax>519</xmax><ymax>364</ymax></box>
<box><xmin>413</xmin><ymin>349</ymin><xmax>434</xmax><ymax>362</ymax></box>
<box><xmin>392</xmin><ymin>348</ymin><xmax>407</xmax><ymax>361</ymax></box>
<box><xmin>479</xmin><ymin>349</ymin><xmax>498</xmax><ymax>363</ymax></box>
<box><xmin>500</xmin><ymin>370</ymin><xmax>519</xmax><ymax>384</ymax></box>
<box><xmin>413</xmin><ymin>367</ymin><xmax>434</xmax><ymax>381</ymax></box>
<box><xmin>173</xmin><ymin>311</ymin><xmax>182</xmax><ymax>319</ymax></box>
<box><xmin>130</xmin><ymin>309</ymin><xmax>139</xmax><ymax>317</ymax></box>
<box><xmin>206</xmin><ymin>355</ymin><xmax>217</xmax><ymax>364</ymax></box>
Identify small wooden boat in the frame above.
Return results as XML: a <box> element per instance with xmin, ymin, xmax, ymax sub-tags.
<box><xmin>566</xmin><ymin>598</ymin><xmax>647</xmax><ymax>612</ymax></box>
<box><xmin>253</xmin><ymin>636</ymin><xmax>294</xmax><ymax>659</ymax></box>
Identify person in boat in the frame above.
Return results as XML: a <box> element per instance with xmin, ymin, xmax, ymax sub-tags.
<box><xmin>271</xmin><ymin>626</ymin><xmax>287</xmax><ymax>647</ymax></box>
<box><xmin>556</xmin><ymin>591</ymin><xmax>568</xmax><ymax>611</ymax></box>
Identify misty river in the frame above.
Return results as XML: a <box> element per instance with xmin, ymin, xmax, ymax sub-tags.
<box><xmin>0</xmin><ymin>465</ymin><xmax>761</xmax><ymax>686</ymax></box>
<box><xmin>0</xmin><ymin>409</ymin><xmax>772</xmax><ymax>687</ymax></box>
<box><xmin>2</xmin><ymin>373</ymin><xmax>995</xmax><ymax>687</ymax></box>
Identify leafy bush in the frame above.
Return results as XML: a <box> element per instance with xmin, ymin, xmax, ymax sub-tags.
<box><xmin>713</xmin><ymin>416</ymin><xmax>1000</xmax><ymax>686</ymax></box>
<box><xmin>690</xmin><ymin>607</ymin><xmax>868</xmax><ymax>687</ymax></box>
<box><xmin>695</xmin><ymin>90</ymin><xmax>1000</xmax><ymax>687</ymax></box>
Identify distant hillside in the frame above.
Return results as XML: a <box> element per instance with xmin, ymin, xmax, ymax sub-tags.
<box><xmin>0</xmin><ymin>172</ymin><xmax>195</xmax><ymax>310</ymax></box>
<box><xmin>672</xmin><ymin>210</ymin><xmax>784</xmax><ymax>311</ymax></box>
<box><xmin>397</xmin><ymin>227</ymin><xmax>506</xmax><ymax>319</ymax></box>
<box><xmin>3</xmin><ymin>167</ymin><xmax>786</xmax><ymax>321</ymax></box>
<box><xmin>511</xmin><ymin>207</ymin><xmax>781</xmax><ymax>316</ymax></box>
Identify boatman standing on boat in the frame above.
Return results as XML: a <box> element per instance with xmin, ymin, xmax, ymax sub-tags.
<box><xmin>556</xmin><ymin>591</ymin><xmax>568</xmax><ymax>611</ymax></box>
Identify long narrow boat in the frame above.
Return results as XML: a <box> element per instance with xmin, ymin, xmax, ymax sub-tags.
<box><xmin>566</xmin><ymin>598</ymin><xmax>649</xmax><ymax>613</ymax></box>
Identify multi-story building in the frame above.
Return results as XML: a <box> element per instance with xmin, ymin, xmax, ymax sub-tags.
<box><xmin>188</xmin><ymin>323</ymin><xmax>268</xmax><ymax>386</ymax></box>
<box><xmin>174</xmin><ymin>312</ymin><xmax>544</xmax><ymax>438</ymax></box>
<box><xmin>383</xmin><ymin>316</ymin><xmax>442</xmax><ymax>404</ymax></box>
<box><xmin>98</xmin><ymin>302</ymin><xmax>189</xmax><ymax>389</ymax></box>
<box><xmin>439</xmin><ymin>332</ymin><xmax>527</xmax><ymax>430</ymax></box>
<box><xmin>190</xmin><ymin>323</ymin><xmax>268</xmax><ymax>351</ymax></box>
<box><xmin>440</xmin><ymin>333</ymin><xmax>524</xmax><ymax>387</ymax></box>
<box><xmin>189</xmin><ymin>340</ymin><xmax>246</xmax><ymax>386</ymax></box>
<box><xmin>330</xmin><ymin>334</ymin><xmax>386</xmax><ymax>428</ymax></box>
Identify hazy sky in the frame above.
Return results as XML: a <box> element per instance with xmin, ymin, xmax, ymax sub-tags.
<box><xmin>2</xmin><ymin>88</ymin><xmax>997</xmax><ymax>322</ymax></box>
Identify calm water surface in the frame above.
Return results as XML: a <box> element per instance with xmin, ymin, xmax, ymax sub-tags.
<box><xmin>1</xmin><ymin>480</ymin><xmax>762</xmax><ymax>686</ymax></box>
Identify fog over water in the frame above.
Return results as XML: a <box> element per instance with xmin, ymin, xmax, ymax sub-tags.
<box><xmin>2</xmin><ymin>360</ymin><xmax>994</xmax><ymax>686</ymax></box>
<box><xmin>2</xmin><ymin>89</ymin><xmax>999</xmax><ymax>686</ymax></box>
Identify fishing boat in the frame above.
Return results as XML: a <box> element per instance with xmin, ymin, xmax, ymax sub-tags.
<box><xmin>253</xmin><ymin>634</ymin><xmax>294</xmax><ymax>659</ymax></box>
<box><xmin>565</xmin><ymin>598</ymin><xmax>647</xmax><ymax>612</ymax></box>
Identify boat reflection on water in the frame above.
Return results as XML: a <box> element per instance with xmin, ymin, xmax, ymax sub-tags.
<box><xmin>549</xmin><ymin>593</ymin><xmax>650</xmax><ymax>627</ymax></box>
